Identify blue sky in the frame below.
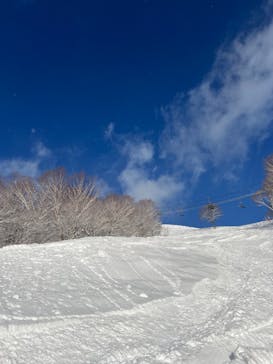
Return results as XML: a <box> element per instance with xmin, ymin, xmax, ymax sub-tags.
<box><xmin>0</xmin><ymin>0</ymin><xmax>273</xmax><ymax>227</ymax></box>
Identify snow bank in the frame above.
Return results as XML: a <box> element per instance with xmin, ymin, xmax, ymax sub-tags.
<box><xmin>0</xmin><ymin>223</ymin><xmax>273</xmax><ymax>363</ymax></box>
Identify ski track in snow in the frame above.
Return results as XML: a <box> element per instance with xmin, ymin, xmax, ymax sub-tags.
<box><xmin>0</xmin><ymin>223</ymin><xmax>273</xmax><ymax>363</ymax></box>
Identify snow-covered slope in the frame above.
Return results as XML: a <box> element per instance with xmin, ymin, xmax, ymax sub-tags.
<box><xmin>0</xmin><ymin>223</ymin><xmax>273</xmax><ymax>363</ymax></box>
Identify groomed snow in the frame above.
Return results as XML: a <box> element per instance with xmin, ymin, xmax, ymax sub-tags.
<box><xmin>0</xmin><ymin>223</ymin><xmax>273</xmax><ymax>363</ymax></box>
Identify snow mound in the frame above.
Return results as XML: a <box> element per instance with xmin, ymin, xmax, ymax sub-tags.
<box><xmin>161</xmin><ymin>224</ymin><xmax>197</xmax><ymax>236</ymax></box>
<box><xmin>0</xmin><ymin>223</ymin><xmax>273</xmax><ymax>363</ymax></box>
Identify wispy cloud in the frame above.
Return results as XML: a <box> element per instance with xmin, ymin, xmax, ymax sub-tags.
<box><xmin>32</xmin><ymin>141</ymin><xmax>52</xmax><ymax>158</ymax></box>
<box><xmin>118</xmin><ymin>140</ymin><xmax>184</xmax><ymax>205</ymax></box>
<box><xmin>119</xmin><ymin>167</ymin><xmax>183</xmax><ymax>206</ymax></box>
<box><xmin>0</xmin><ymin>159</ymin><xmax>40</xmax><ymax>178</ymax></box>
<box><xmin>0</xmin><ymin>141</ymin><xmax>52</xmax><ymax>178</ymax></box>
<box><xmin>122</xmin><ymin>140</ymin><xmax>154</xmax><ymax>166</ymax></box>
<box><xmin>104</xmin><ymin>122</ymin><xmax>115</xmax><ymax>140</ymax></box>
<box><xmin>264</xmin><ymin>0</ymin><xmax>273</xmax><ymax>13</ymax></box>
<box><xmin>118</xmin><ymin>7</ymin><xmax>273</xmax><ymax>204</ymax></box>
<box><xmin>161</xmin><ymin>16</ymin><xmax>273</xmax><ymax>181</ymax></box>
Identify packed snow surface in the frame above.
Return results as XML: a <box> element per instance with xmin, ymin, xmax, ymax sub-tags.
<box><xmin>0</xmin><ymin>223</ymin><xmax>273</xmax><ymax>363</ymax></box>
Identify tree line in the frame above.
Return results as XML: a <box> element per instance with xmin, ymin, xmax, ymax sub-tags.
<box><xmin>0</xmin><ymin>168</ymin><xmax>161</xmax><ymax>247</ymax></box>
<box><xmin>0</xmin><ymin>153</ymin><xmax>272</xmax><ymax>246</ymax></box>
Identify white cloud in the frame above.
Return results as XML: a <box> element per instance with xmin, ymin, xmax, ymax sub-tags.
<box><xmin>0</xmin><ymin>142</ymin><xmax>52</xmax><ymax>178</ymax></box>
<box><xmin>119</xmin><ymin>167</ymin><xmax>183</xmax><ymax>205</ymax></box>
<box><xmin>0</xmin><ymin>159</ymin><xmax>40</xmax><ymax>178</ymax></box>
<box><xmin>161</xmin><ymin>17</ymin><xmax>273</xmax><ymax>180</ymax></box>
<box><xmin>122</xmin><ymin>140</ymin><xmax>154</xmax><ymax>166</ymax></box>
<box><xmin>118</xmin><ymin>140</ymin><xmax>183</xmax><ymax>205</ymax></box>
<box><xmin>33</xmin><ymin>142</ymin><xmax>52</xmax><ymax>158</ymax></box>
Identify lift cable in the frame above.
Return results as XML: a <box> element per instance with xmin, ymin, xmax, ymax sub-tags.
<box><xmin>161</xmin><ymin>190</ymin><xmax>262</xmax><ymax>216</ymax></box>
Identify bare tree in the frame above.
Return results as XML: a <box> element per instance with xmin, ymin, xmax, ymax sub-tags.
<box><xmin>0</xmin><ymin>176</ymin><xmax>46</xmax><ymax>246</ymax></box>
<box><xmin>253</xmin><ymin>154</ymin><xmax>273</xmax><ymax>219</ymax></box>
<box><xmin>0</xmin><ymin>168</ymin><xmax>161</xmax><ymax>247</ymax></box>
<box><xmin>98</xmin><ymin>195</ymin><xmax>161</xmax><ymax>237</ymax></box>
<box><xmin>38</xmin><ymin>169</ymin><xmax>97</xmax><ymax>240</ymax></box>
<box><xmin>199</xmin><ymin>202</ymin><xmax>222</xmax><ymax>227</ymax></box>
<box><xmin>133</xmin><ymin>199</ymin><xmax>161</xmax><ymax>236</ymax></box>
<box><xmin>101</xmin><ymin>194</ymin><xmax>135</xmax><ymax>236</ymax></box>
